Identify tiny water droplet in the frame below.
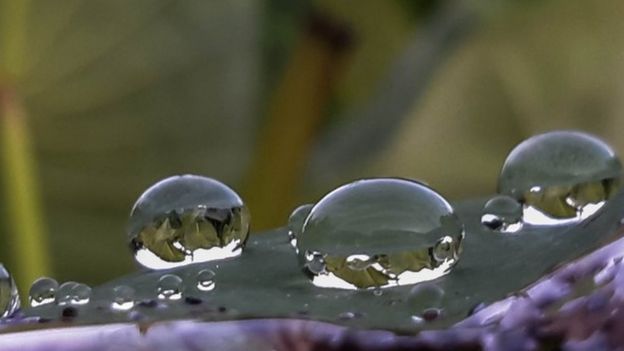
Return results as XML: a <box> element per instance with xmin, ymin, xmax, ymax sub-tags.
<box><xmin>128</xmin><ymin>175</ymin><xmax>250</xmax><ymax>269</ymax></box>
<box><xmin>29</xmin><ymin>277</ymin><xmax>58</xmax><ymax>307</ymax></box>
<box><xmin>481</xmin><ymin>195</ymin><xmax>523</xmax><ymax>233</ymax></box>
<box><xmin>498</xmin><ymin>131</ymin><xmax>621</xmax><ymax>223</ymax></box>
<box><xmin>295</xmin><ymin>178</ymin><xmax>464</xmax><ymax>290</ymax></box>
<box><xmin>0</xmin><ymin>265</ymin><xmax>19</xmax><ymax>318</ymax></box>
<box><xmin>373</xmin><ymin>288</ymin><xmax>383</xmax><ymax>296</ymax></box>
<box><xmin>195</xmin><ymin>269</ymin><xmax>216</xmax><ymax>292</ymax></box>
<box><xmin>56</xmin><ymin>282</ymin><xmax>91</xmax><ymax>305</ymax></box>
<box><xmin>111</xmin><ymin>285</ymin><xmax>135</xmax><ymax>311</ymax></box>
<box><xmin>157</xmin><ymin>274</ymin><xmax>183</xmax><ymax>300</ymax></box>
<box><xmin>72</xmin><ymin>284</ymin><xmax>91</xmax><ymax>305</ymax></box>
<box><xmin>409</xmin><ymin>283</ymin><xmax>444</xmax><ymax>307</ymax></box>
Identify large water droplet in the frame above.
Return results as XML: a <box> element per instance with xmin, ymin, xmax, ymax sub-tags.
<box><xmin>111</xmin><ymin>285</ymin><xmax>136</xmax><ymax>311</ymax></box>
<box><xmin>481</xmin><ymin>195</ymin><xmax>523</xmax><ymax>233</ymax></box>
<box><xmin>29</xmin><ymin>277</ymin><xmax>58</xmax><ymax>307</ymax></box>
<box><xmin>195</xmin><ymin>269</ymin><xmax>216</xmax><ymax>292</ymax></box>
<box><xmin>56</xmin><ymin>282</ymin><xmax>91</xmax><ymax>305</ymax></box>
<box><xmin>294</xmin><ymin>178</ymin><xmax>464</xmax><ymax>290</ymax></box>
<box><xmin>157</xmin><ymin>274</ymin><xmax>183</xmax><ymax>300</ymax></box>
<box><xmin>0</xmin><ymin>265</ymin><xmax>19</xmax><ymax>318</ymax></box>
<box><xmin>128</xmin><ymin>175</ymin><xmax>250</xmax><ymax>269</ymax></box>
<box><xmin>498</xmin><ymin>131</ymin><xmax>621</xmax><ymax>223</ymax></box>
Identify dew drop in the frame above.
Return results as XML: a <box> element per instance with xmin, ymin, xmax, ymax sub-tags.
<box><xmin>195</xmin><ymin>269</ymin><xmax>216</xmax><ymax>292</ymax></box>
<box><xmin>29</xmin><ymin>277</ymin><xmax>58</xmax><ymax>307</ymax></box>
<box><xmin>157</xmin><ymin>274</ymin><xmax>183</xmax><ymax>300</ymax></box>
<box><xmin>111</xmin><ymin>285</ymin><xmax>136</xmax><ymax>311</ymax></box>
<box><xmin>0</xmin><ymin>265</ymin><xmax>19</xmax><ymax>318</ymax></box>
<box><xmin>498</xmin><ymin>131</ymin><xmax>621</xmax><ymax>223</ymax></box>
<box><xmin>56</xmin><ymin>282</ymin><xmax>91</xmax><ymax>305</ymax></box>
<box><xmin>287</xmin><ymin>204</ymin><xmax>313</xmax><ymax>252</ymax></box>
<box><xmin>481</xmin><ymin>195</ymin><xmax>523</xmax><ymax>233</ymax></box>
<box><xmin>295</xmin><ymin>178</ymin><xmax>464</xmax><ymax>290</ymax></box>
<box><xmin>71</xmin><ymin>284</ymin><xmax>92</xmax><ymax>305</ymax></box>
<box><xmin>128</xmin><ymin>175</ymin><xmax>250</xmax><ymax>269</ymax></box>
<box><xmin>409</xmin><ymin>283</ymin><xmax>445</xmax><ymax>307</ymax></box>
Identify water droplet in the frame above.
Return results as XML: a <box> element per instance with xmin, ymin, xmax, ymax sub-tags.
<box><xmin>481</xmin><ymin>195</ymin><xmax>523</xmax><ymax>233</ymax></box>
<box><xmin>56</xmin><ymin>282</ymin><xmax>91</xmax><ymax>305</ymax></box>
<box><xmin>0</xmin><ymin>265</ymin><xmax>19</xmax><ymax>318</ymax></box>
<box><xmin>71</xmin><ymin>284</ymin><xmax>91</xmax><ymax>305</ymax></box>
<box><xmin>295</xmin><ymin>178</ymin><xmax>464</xmax><ymax>290</ymax></box>
<box><xmin>195</xmin><ymin>269</ymin><xmax>216</xmax><ymax>291</ymax></box>
<box><xmin>111</xmin><ymin>285</ymin><xmax>135</xmax><ymax>311</ymax></box>
<box><xmin>157</xmin><ymin>274</ymin><xmax>183</xmax><ymax>300</ymax></box>
<box><xmin>409</xmin><ymin>283</ymin><xmax>445</xmax><ymax>307</ymax></box>
<box><xmin>128</xmin><ymin>175</ymin><xmax>250</xmax><ymax>269</ymax></box>
<box><xmin>498</xmin><ymin>131</ymin><xmax>621</xmax><ymax>223</ymax></box>
<box><xmin>287</xmin><ymin>204</ymin><xmax>313</xmax><ymax>252</ymax></box>
<box><xmin>29</xmin><ymin>277</ymin><xmax>58</xmax><ymax>307</ymax></box>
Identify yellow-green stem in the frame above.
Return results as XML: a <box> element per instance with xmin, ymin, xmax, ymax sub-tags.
<box><xmin>0</xmin><ymin>89</ymin><xmax>51</xmax><ymax>295</ymax></box>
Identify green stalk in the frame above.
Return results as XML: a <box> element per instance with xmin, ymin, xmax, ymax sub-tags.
<box><xmin>1</xmin><ymin>0</ymin><xmax>51</xmax><ymax>294</ymax></box>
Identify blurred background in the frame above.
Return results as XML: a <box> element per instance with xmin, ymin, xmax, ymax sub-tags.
<box><xmin>1</xmin><ymin>0</ymin><xmax>624</xmax><ymax>293</ymax></box>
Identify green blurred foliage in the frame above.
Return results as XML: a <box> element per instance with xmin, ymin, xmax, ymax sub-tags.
<box><xmin>0</xmin><ymin>0</ymin><xmax>623</xmax><ymax>290</ymax></box>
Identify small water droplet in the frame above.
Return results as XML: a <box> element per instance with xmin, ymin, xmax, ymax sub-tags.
<box><xmin>481</xmin><ymin>195</ymin><xmax>523</xmax><ymax>233</ymax></box>
<box><xmin>295</xmin><ymin>178</ymin><xmax>464</xmax><ymax>290</ymax></box>
<box><xmin>409</xmin><ymin>283</ymin><xmax>445</xmax><ymax>307</ymax></box>
<box><xmin>195</xmin><ymin>269</ymin><xmax>216</xmax><ymax>292</ymax></box>
<box><xmin>287</xmin><ymin>204</ymin><xmax>314</xmax><ymax>252</ymax></box>
<box><xmin>56</xmin><ymin>282</ymin><xmax>91</xmax><ymax>305</ymax></box>
<box><xmin>56</xmin><ymin>282</ymin><xmax>78</xmax><ymax>305</ymax></box>
<box><xmin>111</xmin><ymin>285</ymin><xmax>135</xmax><ymax>311</ymax></box>
<box><xmin>373</xmin><ymin>288</ymin><xmax>383</xmax><ymax>296</ymax></box>
<box><xmin>0</xmin><ymin>265</ymin><xmax>19</xmax><ymax>318</ymax></box>
<box><xmin>128</xmin><ymin>175</ymin><xmax>250</xmax><ymax>269</ymax></box>
<box><xmin>157</xmin><ymin>274</ymin><xmax>183</xmax><ymax>300</ymax></box>
<box><xmin>498</xmin><ymin>131</ymin><xmax>621</xmax><ymax>223</ymax></box>
<box><xmin>29</xmin><ymin>277</ymin><xmax>58</xmax><ymax>307</ymax></box>
<box><xmin>72</xmin><ymin>284</ymin><xmax>91</xmax><ymax>305</ymax></box>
